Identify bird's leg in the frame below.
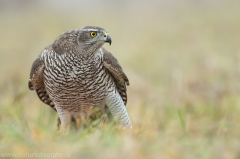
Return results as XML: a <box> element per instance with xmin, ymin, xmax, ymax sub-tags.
<box><xmin>57</xmin><ymin>117</ymin><xmax>61</xmax><ymax>130</ymax></box>
<box><xmin>87</xmin><ymin>103</ymin><xmax>104</xmax><ymax>120</ymax></box>
<box><xmin>98</xmin><ymin>99</ymin><xmax>106</xmax><ymax>114</ymax></box>
<box><xmin>105</xmin><ymin>90</ymin><xmax>132</xmax><ymax>128</ymax></box>
<box><xmin>56</xmin><ymin>108</ymin><xmax>71</xmax><ymax>134</ymax></box>
<box><xmin>98</xmin><ymin>100</ymin><xmax>108</xmax><ymax>125</ymax></box>
<box><xmin>73</xmin><ymin>113</ymin><xmax>85</xmax><ymax>128</ymax></box>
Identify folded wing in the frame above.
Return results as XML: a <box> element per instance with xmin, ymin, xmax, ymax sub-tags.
<box><xmin>102</xmin><ymin>47</ymin><xmax>129</xmax><ymax>106</ymax></box>
<box><xmin>28</xmin><ymin>57</ymin><xmax>56</xmax><ymax>111</ymax></box>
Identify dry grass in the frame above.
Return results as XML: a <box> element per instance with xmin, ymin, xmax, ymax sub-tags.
<box><xmin>1</xmin><ymin>1</ymin><xmax>240</xmax><ymax>158</ymax></box>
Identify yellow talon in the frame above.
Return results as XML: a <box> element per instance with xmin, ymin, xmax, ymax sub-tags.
<box><xmin>76</xmin><ymin>117</ymin><xmax>82</xmax><ymax>127</ymax></box>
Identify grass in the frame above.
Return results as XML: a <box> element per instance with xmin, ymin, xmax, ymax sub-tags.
<box><xmin>1</xmin><ymin>1</ymin><xmax>240</xmax><ymax>158</ymax></box>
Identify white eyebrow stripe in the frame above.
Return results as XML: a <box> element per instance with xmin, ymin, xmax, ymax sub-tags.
<box><xmin>81</xmin><ymin>29</ymin><xmax>98</xmax><ymax>32</ymax></box>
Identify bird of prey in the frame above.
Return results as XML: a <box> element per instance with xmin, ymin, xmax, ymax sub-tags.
<box><xmin>28</xmin><ymin>26</ymin><xmax>132</xmax><ymax>133</ymax></box>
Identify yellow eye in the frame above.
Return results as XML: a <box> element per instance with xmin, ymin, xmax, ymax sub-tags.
<box><xmin>90</xmin><ymin>32</ymin><xmax>97</xmax><ymax>37</ymax></box>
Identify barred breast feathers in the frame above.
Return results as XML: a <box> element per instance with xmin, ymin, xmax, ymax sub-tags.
<box><xmin>31</xmin><ymin>43</ymin><xmax>129</xmax><ymax>109</ymax></box>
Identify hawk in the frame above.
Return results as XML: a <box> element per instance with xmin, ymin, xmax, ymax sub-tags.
<box><xmin>28</xmin><ymin>26</ymin><xmax>132</xmax><ymax>133</ymax></box>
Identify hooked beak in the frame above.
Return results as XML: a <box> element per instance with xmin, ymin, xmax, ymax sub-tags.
<box><xmin>104</xmin><ymin>34</ymin><xmax>112</xmax><ymax>45</ymax></box>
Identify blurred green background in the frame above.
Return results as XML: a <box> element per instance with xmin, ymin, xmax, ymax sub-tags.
<box><xmin>1</xmin><ymin>0</ymin><xmax>240</xmax><ymax>158</ymax></box>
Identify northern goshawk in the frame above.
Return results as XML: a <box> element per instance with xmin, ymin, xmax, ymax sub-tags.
<box><xmin>28</xmin><ymin>26</ymin><xmax>132</xmax><ymax>133</ymax></box>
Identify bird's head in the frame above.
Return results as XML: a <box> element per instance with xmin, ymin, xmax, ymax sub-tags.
<box><xmin>78</xmin><ymin>26</ymin><xmax>111</xmax><ymax>46</ymax></box>
<box><xmin>53</xmin><ymin>26</ymin><xmax>111</xmax><ymax>55</ymax></box>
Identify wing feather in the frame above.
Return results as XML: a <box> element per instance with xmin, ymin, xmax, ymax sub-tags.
<box><xmin>28</xmin><ymin>56</ymin><xmax>57</xmax><ymax>111</ymax></box>
<box><xmin>102</xmin><ymin>47</ymin><xmax>129</xmax><ymax>105</ymax></box>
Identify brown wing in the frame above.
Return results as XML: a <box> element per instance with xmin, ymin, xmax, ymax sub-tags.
<box><xmin>102</xmin><ymin>47</ymin><xmax>129</xmax><ymax>105</ymax></box>
<box><xmin>28</xmin><ymin>57</ymin><xmax>56</xmax><ymax>111</ymax></box>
